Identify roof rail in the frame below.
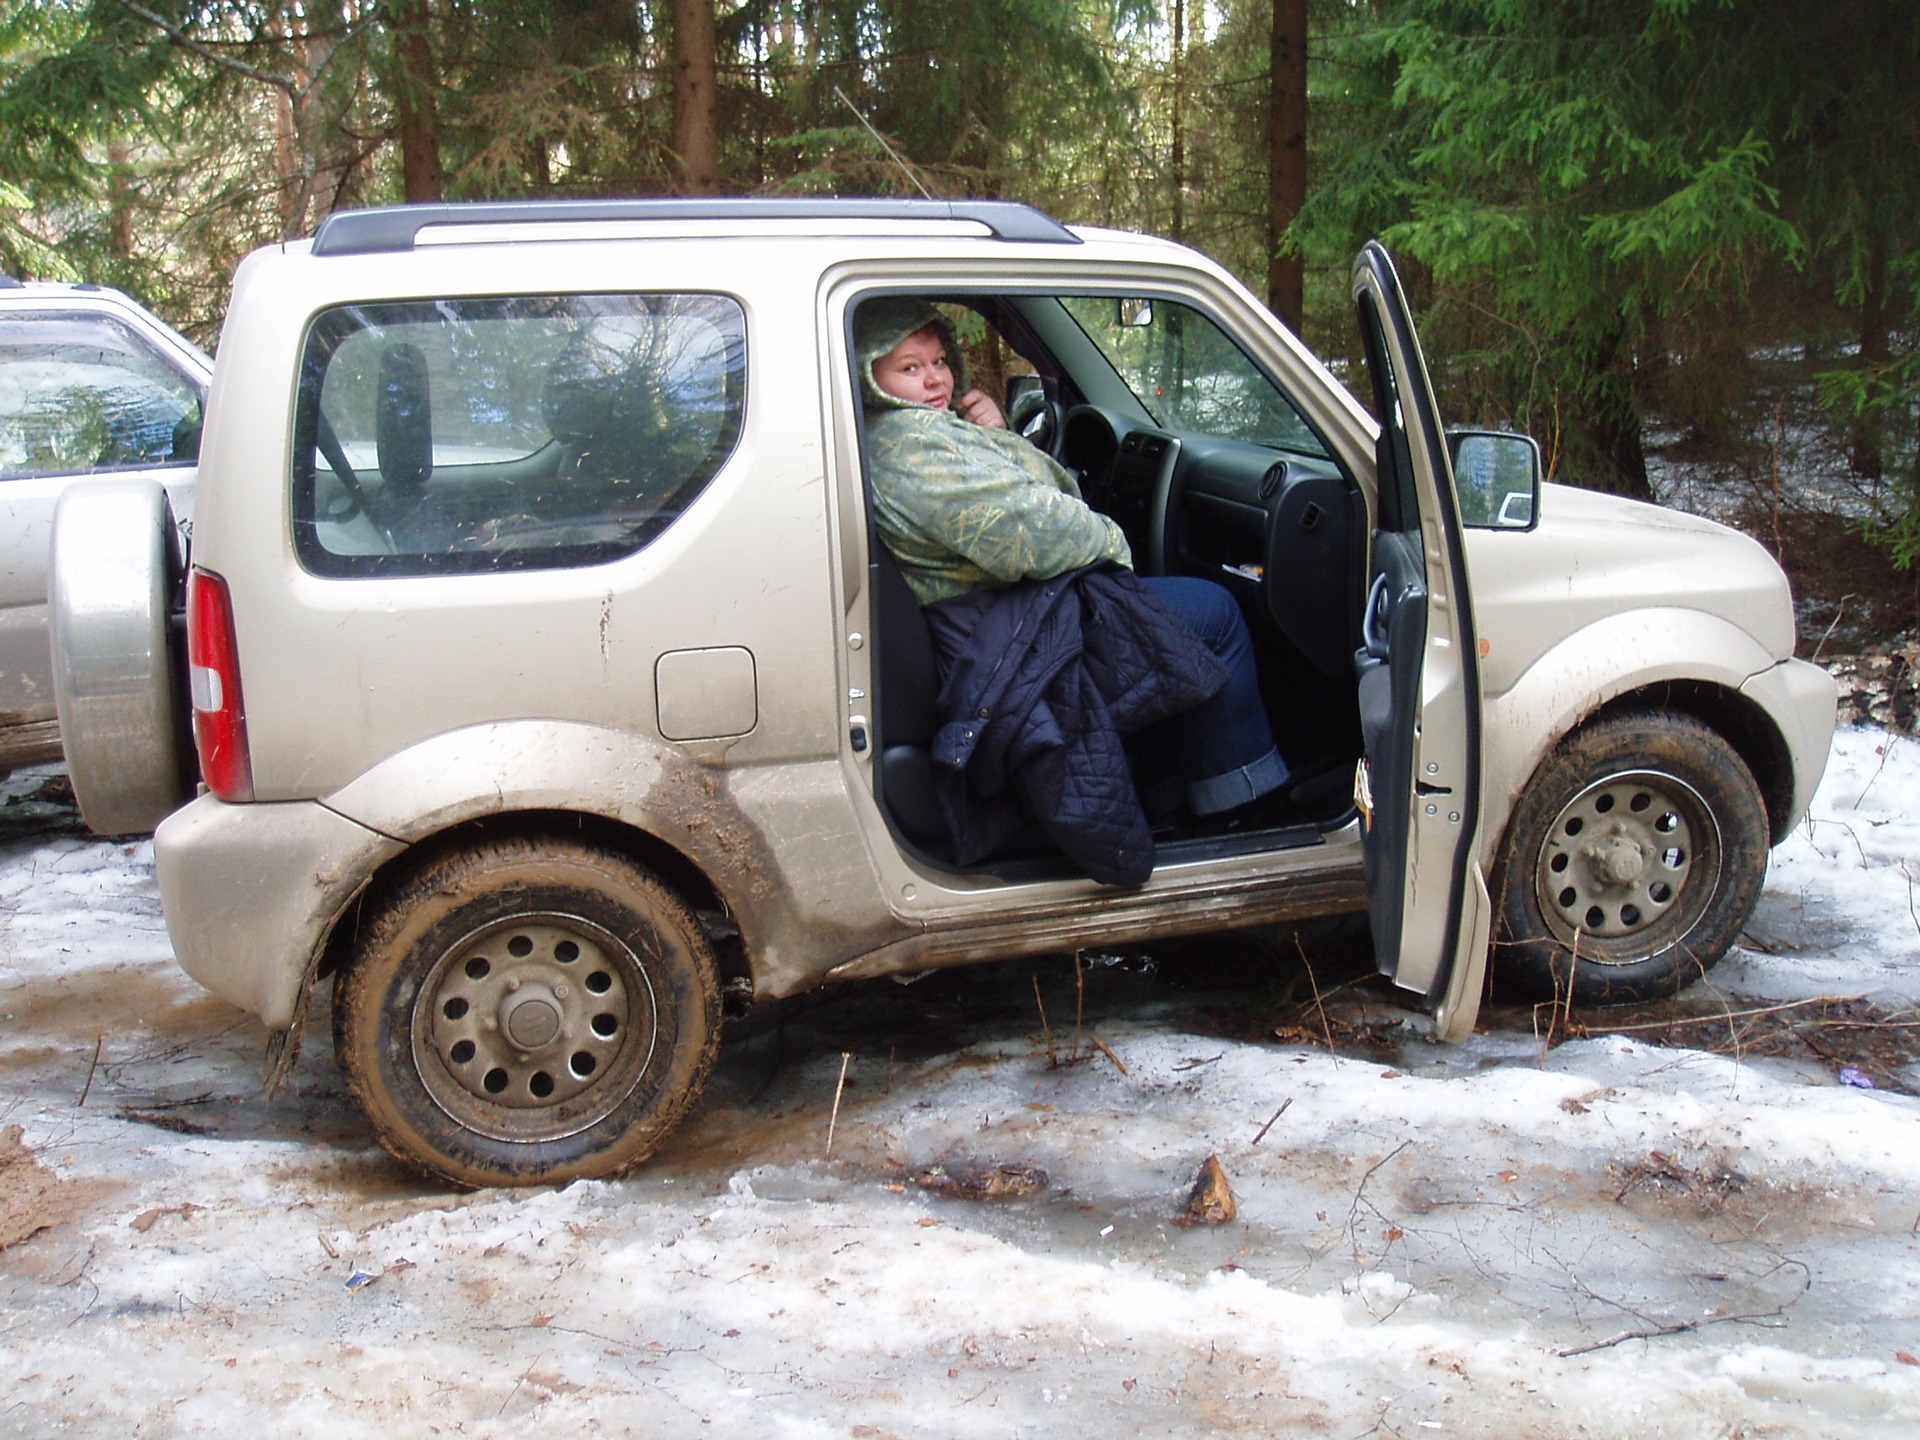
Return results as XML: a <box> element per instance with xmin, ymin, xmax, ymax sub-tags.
<box><xmin>310</xmin><ymin>198</ymin><xmax>1081</xmax><ymax>257</ymax></box>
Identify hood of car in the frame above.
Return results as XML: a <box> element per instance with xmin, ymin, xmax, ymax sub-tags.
<box><xmin>1466</xmin><ymin>481</ymin><xmax>1800</xmax><ymax>693</ymax></box>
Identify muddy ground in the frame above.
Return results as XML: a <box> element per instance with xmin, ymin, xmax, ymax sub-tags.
<box><xmin>2</xmin><ymin>737</ymin><xmax>1918</xmax><ymax>1438</ymax></box>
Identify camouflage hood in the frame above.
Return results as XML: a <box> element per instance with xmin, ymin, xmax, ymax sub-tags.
<box><xmin>852</xmin><ymin>297</ymin><xmax>970</xmax><ymax>411</ymax></box>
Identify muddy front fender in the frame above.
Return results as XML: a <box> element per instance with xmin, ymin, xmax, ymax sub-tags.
<box><xmin>1479</xmin><ymin>606</ymin><xmax>1790</xmax><ymax>860</ymax></box>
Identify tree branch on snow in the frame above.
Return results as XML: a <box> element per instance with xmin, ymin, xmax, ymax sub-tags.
<box><xmin>1555</xmin><ymin>1261</ymin><xmax>1809</xmax><ymax>1357</ymax></box>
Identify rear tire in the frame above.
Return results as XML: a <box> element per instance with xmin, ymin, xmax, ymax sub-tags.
<box><xmin>1493</xmin><ymin>712</ymin><xmax>1768</xmax><ymax>1006</ymax></box>
<box><xmin>334</xmin><ymin>835</ymin><xmax>721</xmax><ymax>1187</ymax></box>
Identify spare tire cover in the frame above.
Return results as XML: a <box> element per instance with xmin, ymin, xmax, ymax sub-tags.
<box><xmin>49</xmin><ymin>478</ymin><xmax>197</xmax><ymax>835</ymax></box>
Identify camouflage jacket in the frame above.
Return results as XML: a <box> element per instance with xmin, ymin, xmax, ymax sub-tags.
<box><xmin>866</xmin><ymin>405</ymin><xmax>1133</xmax><ymax>605</ymax></box>
<box><xmin>853</xmin><ymin>295</ymin><xmax>1131</xmax><ymax>605</ymax></box>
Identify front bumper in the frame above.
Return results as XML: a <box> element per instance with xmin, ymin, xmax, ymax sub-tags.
<box><xmin>1740</xmin><ymin>656</ymin><xmax>1838</xmax><ymax>839</ymax></box>
<box><xmin>156</xmin><ymin>795</ymin><xmax>404</xmax><ymax>1029</ymax></box>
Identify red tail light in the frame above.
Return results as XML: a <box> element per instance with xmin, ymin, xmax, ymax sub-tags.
<box><xmin>186</xmin><ymin>567</ymin><xmax>253</xmax><ymax>802</ymax></box>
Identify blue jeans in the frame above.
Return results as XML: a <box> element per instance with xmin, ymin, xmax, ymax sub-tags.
<box><xmin>1140</xmin><ymin>576</ymin><xmax>1289</xmax><ymax>815</ymax></box>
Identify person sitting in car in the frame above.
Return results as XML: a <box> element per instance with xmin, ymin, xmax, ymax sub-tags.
<box><xmin>854</xmin><ymin>297</ymin><xmax>1288</xmax><ymax>882</ymax></box>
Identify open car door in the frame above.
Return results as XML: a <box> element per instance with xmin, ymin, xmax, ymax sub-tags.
<box><xmin>1350</xmin><ymin>242</ymin><xmax>1491</xmax><ymax>1042</ymax></box>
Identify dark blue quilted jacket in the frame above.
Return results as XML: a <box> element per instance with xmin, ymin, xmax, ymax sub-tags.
<box><xmin>922</xmin><ymin>563</ymin><xmax>1230</xmax><ymax>886</ymax></box>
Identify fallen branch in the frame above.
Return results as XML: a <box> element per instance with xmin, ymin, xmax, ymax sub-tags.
<box><xmin>825</xmin><ymin>1052</ymin><xmax>852</xmax><ymax>1156</ymax></box>
<box><xmin>1250</xmin><ymin>1097</ymin><xmax>1292</xmax><ymax>1146</ymax></box>
<box><xmin>1853</xmin><ymin>730</ymin><xmax>1901</xmax><ymax>811</ymax></box>
<box><xmin>1556</xmin><ymin>1262</ymin><xmax>1808</xmax><ymax>1357</ymax></box>
<box><xmin>1294</xmin><ymin>934</ymin><xmax>1339</xmax><ymax>1067</ymax></box>
<box><xmin>1032</xmin><ymin>975</ymin><xmax>1057</xmax><ymax>1068</ymax></box>
<box><xmin>1091</xmin><ymin>1035</ymin><xmax>1128</xmax><ymax>1076</ymax></box>
<box><xmin>1590</xmin><ymin>995</ymin><xmax>1869</xmax><ymax>1033</ymax></box>
<box><xmin>1557</xmin><ymin>1305</ymin><xmax>1792</xmax><ymax>1357</ymax></box>
<box><xmin>1344</xmin><ymin>1139</ymin><xmax>1411</xmax><ymax>1261</ymax></box>
<box><xmin>77</xmin><ymin>1038</ymin><xmax>102</xmax><ymax>1107</ymax></box>
<box><xmin>1072</xmin><ymin>951</ymin><xmax>1086</xmax><ymax>1064</ymax></box>
<box><xmin>1810</xmin><ymin>595</ymin><xmax>1850</xmax><ymax>663</ymax></box>
<box><xmin>1537</xmin><ymin>929</ymin><xmax>1579</xmax><ymax>1065</ymax></box>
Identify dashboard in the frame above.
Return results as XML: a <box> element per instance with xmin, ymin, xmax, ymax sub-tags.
<box><xmin>1059</xmin><ymin>403</ymin><xmax>1364</xmax><ymax>677</ymax></box>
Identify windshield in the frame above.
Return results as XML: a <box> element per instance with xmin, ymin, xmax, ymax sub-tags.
<box><xmin>1061</xmin><ymin>295</ymin><xmax>1326</xmax><ymax>456</ymax></box>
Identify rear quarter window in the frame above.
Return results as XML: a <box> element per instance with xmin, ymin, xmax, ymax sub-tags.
<box><xmin>291</xmin><ymin>293</ymin><xmax>746</xmax><ymax>576</ymax></box>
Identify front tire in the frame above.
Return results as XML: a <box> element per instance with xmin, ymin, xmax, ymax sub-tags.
<box><xmin>334</xmin><ymin>835</ymin><xmax>721</xmax><ymax>1187</ymax></box>
<box><xmin>1493</xmin><ymin>712</ymin><xmax>1768</xmax><ymax>1006</ymax></box>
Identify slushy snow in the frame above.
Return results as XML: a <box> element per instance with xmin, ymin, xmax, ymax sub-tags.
<box><xmin>1</xmin><ymin>728</ymin><xmax>1916</xmax><ymax>1437</ymax></box>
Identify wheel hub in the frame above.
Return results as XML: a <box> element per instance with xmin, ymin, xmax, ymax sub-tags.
<box><xmin>502</xmin><ymin>990</ymin><xmax>563</xmax><ymax>1049</ymax></box>
<box><xmin>410</xmin><ymin>913</ymin><xmax>658</xmax><ymax>1142</ymax></box>
<box><xmin>1533</xmin><ymin>767</ymin><xmax>1722</xmax><ymax>962</ymax></box>
<box><xmin>1585</xmin><ymin>831</ymin><xmax>1648</xmax><ymax>887</ymax></box>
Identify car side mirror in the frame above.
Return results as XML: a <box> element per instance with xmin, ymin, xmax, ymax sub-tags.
<box><xmin>1447</xmin><ymin>429</ymin><xmax>1540</xmax><ymax>530</ymax></box>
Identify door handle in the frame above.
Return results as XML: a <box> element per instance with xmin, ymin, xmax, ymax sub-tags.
<box><xmin>1361</xmin><ymin>571</ymin><xmax>1394</xmax><ymax>660</ymax></box>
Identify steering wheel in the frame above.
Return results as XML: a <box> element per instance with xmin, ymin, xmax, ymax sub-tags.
<box><xmin>1007</xmin><ymin>387</ymin><xmax>1065</xmax><ymax>458</ymax></box>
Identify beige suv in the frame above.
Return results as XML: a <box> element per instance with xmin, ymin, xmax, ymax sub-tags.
<box><xmin>51</xmin><ymin>200</ymin><xmax>1835</xmax><ymax>1187</ymax></box>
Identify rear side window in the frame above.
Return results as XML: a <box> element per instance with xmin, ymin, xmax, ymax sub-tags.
<box><xmin>0</xmin><ymin>311</ymin><xmax>203</xmax><ymax>479</ymax></box>
<box><xmin>292</xmin><ymin>293</ymin><xmax>746</xmax><ymax>576</ymax></box>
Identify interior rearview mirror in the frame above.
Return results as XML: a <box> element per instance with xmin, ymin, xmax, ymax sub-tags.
<box><xmin>1117</xmin><ymin>298</ymin><xmax>1154</xmax><ymax>328</ymax></box>
<box><xmin>1447</xmin><ymin>429</ymin><xmax>1541</xmax><ymax>530</ymax></box>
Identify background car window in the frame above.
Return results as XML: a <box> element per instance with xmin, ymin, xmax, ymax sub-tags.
<box><xmin>0</xmin><ymin>313</ymin><xmax>203</xmax><ymax>479</ymax></box>
<box><xmin>292</xmin><ymin>293</ymin><xmax>746</xmax><ymax>576</ymax></box>
<box><xmin>1061</xmin><ymin>295</ymin><xmax>1326</xmax><ymax>456</ymax></box>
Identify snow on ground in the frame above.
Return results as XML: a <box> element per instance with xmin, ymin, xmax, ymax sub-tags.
<box><xmin>1</xmin><ymin>730</ymin><xmax>1917</xmax><ymax>1438</ymax></box>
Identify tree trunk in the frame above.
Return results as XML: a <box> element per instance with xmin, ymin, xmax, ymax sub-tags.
<box><xmin>1266</xmin><ymin>0</ymin><xmax>1307</xmax><ymax>332</ymax></box>
<box><xmin>1586</xmin><ymin>328</ymin><xmax>1653</xmax><ymax>499</ymax></box>
<box><xmin>273</xmin><ymin>85</ymin><xmax>308</xmax><ymax>239</ymax></box>
<box><xmin>107</xmin><ymin>141</ymin><xmax>135</xmax><ymax>259</ymax></box>
<box><xmin>1169</xmin><ymin>0</ymin><xmax>1186</xmax><ymax>242</ymax></box>
<box><xmin>673</xmin><ymin>0</ymin><xmax>720</xmax><ymax>196</ymax></box>
<box><xmin>1850</xmin><ymin>232</ymin><xmax>1890</xmax><ymax>480</ymax></box>
<box><xmin>392</xmin><ymin>0</ymin><xmax>446</xmax><ymax>203</ymax></box>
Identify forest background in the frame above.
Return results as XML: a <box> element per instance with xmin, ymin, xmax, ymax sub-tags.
<box><xmin>3</xmin><ymin>0</ymin><xmax>1916</xmax><ymax>637</ymax></box>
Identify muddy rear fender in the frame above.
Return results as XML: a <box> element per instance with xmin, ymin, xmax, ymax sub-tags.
<box><xmin>320</xmin><ymin>719</ymin><xmax>906</xmax><ymax>997</ymax></box>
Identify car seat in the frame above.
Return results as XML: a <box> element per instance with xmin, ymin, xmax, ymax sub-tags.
<box><xmin>870</xmin><ymin>545</ymin><xmax>949</xmax><ymax>850</ymax></box>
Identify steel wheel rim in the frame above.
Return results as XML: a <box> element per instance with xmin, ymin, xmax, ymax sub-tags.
<box><xmin>1531</xmin><ymin>768</ymin><xmax>1723</xmax><ymax>966</ymax></box>
<box><xmin>411</xmin><ymin>911</ymin><xmax>658</xmax><ymax>1143</ymax></box>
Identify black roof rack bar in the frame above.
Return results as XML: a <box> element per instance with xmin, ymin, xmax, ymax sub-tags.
<box><xmin>310</xmin><ymin>198</ymin><xmax>1080</xmax><ymax>256</ymax></box>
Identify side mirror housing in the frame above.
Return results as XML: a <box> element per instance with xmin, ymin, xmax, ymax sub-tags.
<box><xmin>1447</xmin><ymin>429</ymin><xmax>1541</xmax><ymax>530</ymax></box>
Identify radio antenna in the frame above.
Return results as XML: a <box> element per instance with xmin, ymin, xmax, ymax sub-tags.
<box><xmin>834</xmin><ymin>85</ymin><xmax>935</xmax><ymax>199</ymax></box>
